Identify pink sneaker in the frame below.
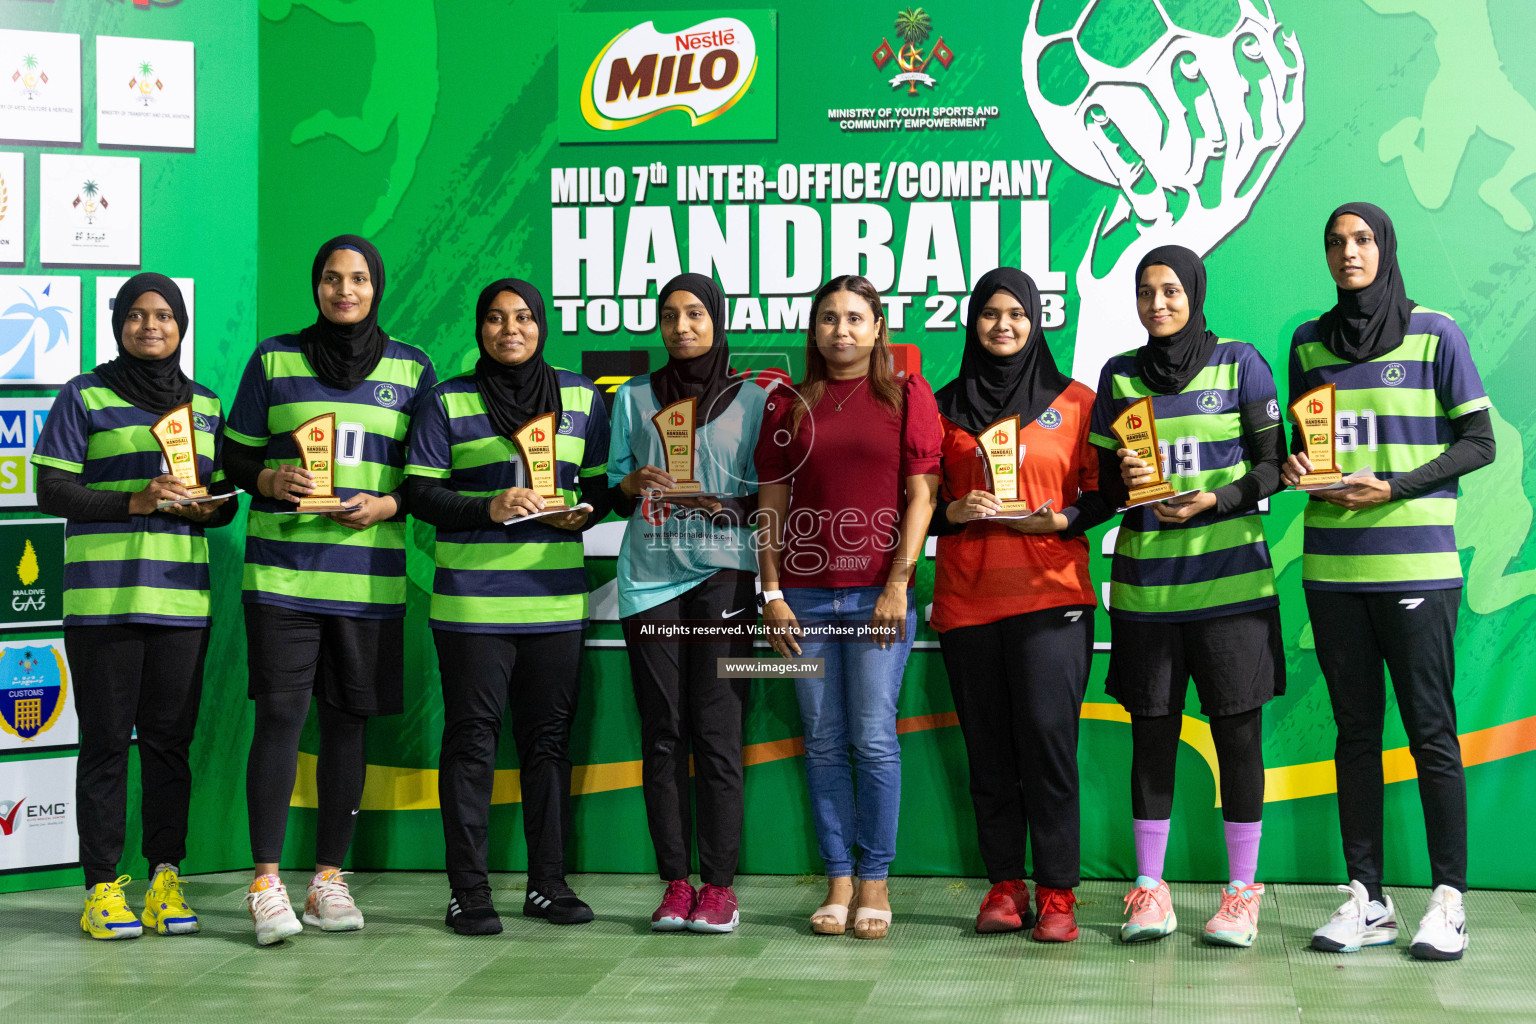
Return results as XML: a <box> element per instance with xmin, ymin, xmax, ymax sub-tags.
<box><xmin>651</xmin><ymin>879</ymin><xmax>696</xmax><ymax>932</ymax></box>
<box><xmin>1121</xmin><ymin>875</ymin><xmax>1178</xmax><ymax>943</ymax></box>
<box><xmin>687</xmin><ymin>884</ymin><xmax>739</xmax><ymax>934</ymax></box>
<box><xmin>1205</xmin><ymin>882</ymin><xmax>1265</xmax><ymax>947</ymax></box>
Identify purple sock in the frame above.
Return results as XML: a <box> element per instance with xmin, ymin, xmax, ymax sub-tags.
<box><xmin>1224</xmin><ymin>820</ymin><xmax>1262</xmax><ymax>885</ymax></box>
<box><xmin>1132</xmin><ymin>818</ymin><xmax>1171</xmax><ymax>883</ymax></box>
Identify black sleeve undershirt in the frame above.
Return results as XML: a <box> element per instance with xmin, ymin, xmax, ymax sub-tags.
<box><xmin>36</xmin><ymin>465</ymin><xmax>238</xmax><ymax>529</ymax></box>
<box><xmin>1210</xmin><ymin>398</ymin><xmax>1286</xmax><ymax>516</ymax></box>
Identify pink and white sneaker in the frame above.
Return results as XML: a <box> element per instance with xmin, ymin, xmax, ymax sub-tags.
<box><xmin>1121</xmin><ymin>875</ymin><xmax>1178</xmax><ymax>943</ymax></box>
<box><xmin>1205</xmin><ymin>881</ymin><xmax>1265</xmax><ymax>947</ymax></box>
<box><xmin>304</xmin><ymin>868</ymin><xmax>364</xmax><ymax>932</ymax></box>
<box><xmin>687</xmin><ymin>884</ymin><xmax>739</xmax><ymax>934</ymax></box>
<box><xmin>651</xmin><ymin>879</ymin><xmax>696</xmax><ymax>932</ymax></box>
<box><xmin>246</xmin><ymin>874</ymin><xmax>302</xmax><ymax>946</ymax></box>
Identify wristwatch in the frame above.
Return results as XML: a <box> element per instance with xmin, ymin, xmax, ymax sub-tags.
<box><xmin>759</xmin><ymin>589</ymin><xmax>785</xmax><ymax>607</ymax></box>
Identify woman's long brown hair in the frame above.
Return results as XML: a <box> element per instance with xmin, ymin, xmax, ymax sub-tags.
<box><xmin>789</xmin><ymin>275</ymin><xmax>905</xmax><ymax>435</ymax></box>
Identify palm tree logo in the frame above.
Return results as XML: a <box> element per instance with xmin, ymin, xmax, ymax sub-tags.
<box><xmin>73</xmin><ymin>179</ymin><xmax>108</xmax><ymax>225</ymax></box>
<box><xmin>0</xmin><ymin>285</ymin><xmax>72</xmax><ymax>382</ymax></box>
<box><xmin>872</xmin><ymin>8</ymin><xmax>954</xmax><ymax>96</ymax></box>
<box><xmin>12</xmin><ymin>53</ymin><xmax>48</xmax><ymax>101</ymax></box>
<box><xmin>128</xmin><ymin>60</ymin><xmax>163</xmax><ymax>106</ymax></box>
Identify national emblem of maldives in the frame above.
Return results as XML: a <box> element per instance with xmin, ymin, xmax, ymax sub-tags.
<box><xmin>872</xmin><ymin>7</ymin><xmax>955</xmax><ymax>95</ymax></box>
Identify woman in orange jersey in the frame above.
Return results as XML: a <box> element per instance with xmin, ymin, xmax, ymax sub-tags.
<box><xmin>930</xmin><ymin>267</ymin><xmax>1111</xmax><ymax>942</ymax></box>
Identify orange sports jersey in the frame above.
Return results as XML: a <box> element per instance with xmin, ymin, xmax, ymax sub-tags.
<box><xmin>931</xmin><ymin>380</ymin><xmax>1099</xmax><ymax>632</ymax></box>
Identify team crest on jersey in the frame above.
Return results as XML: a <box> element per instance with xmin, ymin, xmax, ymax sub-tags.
<box><xmin>1036</xmin><ymin>407</ymin><xmax>1062</xmax><ymax>429</ymax></box>
<box><xmin>1381</xmin><ymin>362</ymin><xmax>1406</xmax><ymax>386</ymax></box>
<box><xmin>559</xmin><ymin>413</ymin><xmax>573</xmax><ymax>434</ymax></box>
<box><xmin>1197</xmin><ymin>390</ymin><xmax>1224</xmax><ymax>413</ymax></box>
<box><xmin>193</xmin><ymin>412</ymin><xmax>213</xmax><ymax>433</ymax></box>
<box><xmin>1266</xmin><ymin>399</ymin><xmax>1280</xmax><ymax>422</ymax></box>
<box><xmin>373</xmin><ymin>383</ymin><xmax>399</xmax><ymax>407</ymax></box>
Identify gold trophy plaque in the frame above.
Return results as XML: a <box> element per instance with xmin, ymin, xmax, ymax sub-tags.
<box><xmin>513</xmin><ymin>412</ymin><xmax>568</xmax><ymax>510</ymax></box>
<box><xmin>150</xmin><ymin>403</ymin><xmax>208</xmax><ymax>499</ymax></box>
<box><xmin>651</xmin><ymin>397</ymin><xmax>704</xmax><ymax>496</ymax></box>
<box><xmin>1289</xmin><ymin>383</ymin><xmax>1344</xmax><ymax>489</ymax></box>
<box><xmin>980</xmin><ymin>415</ymin><xmax>1032</xmax><ymax>513</ymax></box>
<box><xmin>290</xmin><ymin>412</ymin><xmax>352</xmax><ymax>512</ymax></box>
<box><xmin>1111</xmin><ymin>397</ymin><xmax>1177</xmax><ymax>506</ymax></box>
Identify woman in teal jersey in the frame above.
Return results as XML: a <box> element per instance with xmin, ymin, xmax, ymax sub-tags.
<box><xmin>405</xmin><ymin>277</ymin><xmax>611</xmax><ymax>935</ymax></box>
<box><xmin>1087</xmin><ymin>245</ymin><xmax>1285</xmax><ymax>949</ymax></box>
<box><xmin>1284</xmin><ymin>203</ymin><xmax>1494</xmax><ymax>962</ymax></box>
<box><xmin>609</xmin><ymin>273</ymin><xmax>766</xmax><ymax>935</ymax></box>
<box><xmin>223</xmin><ymin>235</ymin><xmax>438</xmax><ymax>945</ymax></box>
<box><xmin>33</xmin><ymin>274</ymin><xmax>236</xmax><ymax>940</ymax></box>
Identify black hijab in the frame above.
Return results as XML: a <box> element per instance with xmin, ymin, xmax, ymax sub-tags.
<box><xmin>1317</xmin><ymin>202</ymin><xmax>1414</xmax><ymax>363</ymax></box>
<box><xmin>1134</xmin><ymin>245</ymin><xmax>1220</xmax><ymax>395</ymax></box>
<box><xmin>473</xmin><ymin>278</ymin><xmax>562</xmax><ymax>439</ymax></box>
<box><xmin>651</xmin><ymin>273</ymin><xmax>736</xmax><ymax>427</ymax></box>
<box><xmin>94</xmin><ymin>273</ymin><xmax>193</xmax><ymax>415</ymax></box>
<box><xmin>935</xmin><ymin>267</ymin><xmax>1070</xmax><ymax>435</ymax></box>
<box><xmin>298</xmin><ymin>235</ymin><xmax>390</xmax><ymax>391</ymax></box>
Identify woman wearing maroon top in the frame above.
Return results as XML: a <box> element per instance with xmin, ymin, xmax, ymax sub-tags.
<box><xmin>755</xmin><ymin>275</ymin><xmax>941</xmax><ymax>940</ymax></box>
<box><xmin>929</xmin><ymin>267</ymin><xmax>1111</xmax><ymax>942</ymax></box>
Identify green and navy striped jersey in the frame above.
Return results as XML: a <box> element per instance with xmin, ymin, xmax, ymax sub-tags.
<box><xmin>227</xmin><ymin>334</ymin><xmax>437</xmax><ymax>619</ymax></box>
<box><xmin>607</xmin><ymin>373</ymin><xmax>765</xmax><ymax>618</ymax></box>
<box><xmin>403</xmin><ymin>369</ymin><xmax>609</xmax><ymax>633</ymax></box>
<box><xmin>1290</xmin><ymin>307</ymin><xmax>1491</xmax><ymax>592</ymax></box>
<box><xmin>1088</xmin><ymin>340</ymin><xmax>1281</xmax><ymax>622</ymax></box>
<box><xmin>31</xmin><ymin>373</ymin><xmax>228</xmax><ymax>627</ymax></box>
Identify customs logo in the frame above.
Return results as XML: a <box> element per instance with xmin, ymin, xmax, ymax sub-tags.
<box><xmin>1037</xmin><ymin>407</ymin><xmax>1062</xmax><ymax>429</ymax></box>
<box><xmin>1381</xmin><ymin>362</ymin><xmax>1407</xmax><ymax>387</ymax></box>
<box><xmin>872</xmin><ymin>7</ymin><xmax>955</xmax><ymax>95</ymax></box>
<box><xmin>0</xmin><ymin>645</ymin><xmax>67</xmax><ymax>743</ymax></box>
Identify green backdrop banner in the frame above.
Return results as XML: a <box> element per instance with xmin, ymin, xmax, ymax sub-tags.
<box><xmin>4</xmin><ymin>0</ymin><xmax>1535</xmax><ymax>892</ymax></box>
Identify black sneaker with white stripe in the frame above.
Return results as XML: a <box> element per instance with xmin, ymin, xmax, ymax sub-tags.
<box><xmin>524</xmin><ymin>878</ymin><xmax>595</xmax><ymax>925</ymax></box>
<box><xmin>445</xmin><ymin>884</ymin><xmax>503</xmax><ymax>936</ymax></box>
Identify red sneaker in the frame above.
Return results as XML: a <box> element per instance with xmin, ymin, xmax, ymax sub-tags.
<box><xmin>687</xmin><ymin>884</ymin><xmax>739</xmax><ymax>933</ymax></box>
<box><xmin>975</xmin><ymin>879</ymin><xmax>1031</xmax><ymax>933</ymax></box>
<box><xmin>1031</xmin><ymin>886</ymin><xmax>1079</xmax><ymax>942</ymax></box>
<box><xmin>651</xmin><ymin>879</ymin><xmax>696</xmax><ymax>932</ymax></box>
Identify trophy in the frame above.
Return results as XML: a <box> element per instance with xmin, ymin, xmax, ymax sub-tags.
<box><xmin>650</xmin><ymin>397</ymin><xmax>724</xmax><ymax>499</ymax></box>
<box><xmin>1289</xmin><ymin>383</ymin><xmax>1343</xmax><ymax>489</ymax></box>
<box><xmin>150</xmin><ymin>403</ymin><xmax>208</xmax><ymax>499</ymax></box>
<box><xmin>1111</xmin><ymin>397</ymin><xmax>1178</xmax><ymax>506</ymax></box>
<box><xmin>980</xmin><ymin>416</ymin><xmax>1032</xmax><ymax>513</ymax></box>
<box><xmin>289</xmin><ymin>412</ymin><xmax>353</xmax><ymax>512</ymax></box>
<box><xmin>512</xmin><ymin>412</ymin><xmax>568</xmax><ymax>510</ymax></box>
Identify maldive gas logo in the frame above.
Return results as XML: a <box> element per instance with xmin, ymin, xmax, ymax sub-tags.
<box><xmin>582</xmin><ymin>17</ymin><xmax>758</xmax><ymax>131</ymax></box>
<box><xmin>560</xmin><ymin>10</ymin><xmax>776</xmax><ymax>143</ymax></box>
<box><xmin>0</xmin><ymin>644</ymin><xmax>67</xmax><ymax>743</ymax></box>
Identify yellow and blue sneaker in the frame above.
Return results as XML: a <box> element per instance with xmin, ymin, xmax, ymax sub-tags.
<box><xmin>142</xmin><ymin>867</ymin><xmax>199</xmax><ymax>935</ymax></box>
<box><xmin>82</xmin><ymin>875</ymin><xmax>144</xmax><ymax>940</ymax></box>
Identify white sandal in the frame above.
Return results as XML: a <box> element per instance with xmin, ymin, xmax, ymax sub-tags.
<box><xmin>853</xmin><ymin>906</ymin><xmax>893</xmax><ymax>940</ymax></box>
<box><xmin>811</xmin><ymin>902</ymin><xmax>849</xmax><ymax>935</ymax></box>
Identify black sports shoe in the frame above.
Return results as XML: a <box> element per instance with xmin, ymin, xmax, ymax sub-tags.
<box><xmin>524</xmin><ymin>878</ymin><xmax>594</xmax><ymax>925</ymax></box>
<box><xmin>446</xmin><ymin>885</ymin><xmax>503</xmax><ymax>936</ymax></box>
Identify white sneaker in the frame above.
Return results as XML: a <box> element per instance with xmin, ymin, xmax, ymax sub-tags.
<box><xmin>304</xmin><ymin>868</ymin><xmax>365</xmax><ymax>931</ymax></box>
<box><xmin>1311</xmin><ymin>880</ymin><xmax>1398</xmax><ymax>952</ymax></box>
<box><xmin>246</xmin><ymin>874</ymin><xmax>303</xmax><ymax>946</ymax></box>
<box><xmin>1410</xmin><ymin>885</ymin><xmax>1468</xmax><ymax>961</ymax></box>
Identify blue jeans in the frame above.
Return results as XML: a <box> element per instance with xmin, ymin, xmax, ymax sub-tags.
<box><xmin>786</xmin><ymin>586</ymin><xmax>917</xmax><ymax>880</ymax></box>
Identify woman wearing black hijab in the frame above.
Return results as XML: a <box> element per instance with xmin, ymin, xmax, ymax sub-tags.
<box><xmin>929</xmin><ymin>267</ymin><xmax>1110</xmax><ymax>941</ymax></box>
<box><xmin>33</xmin><ymin>274</ymin><xmax>236</xmax><ymax>939</ymax></box>
<box><xmin>1087</xmin><ymin>245</ymin><xmax>1285</xmax><ymax>948</ymax></box>
<box><xmin>1282</xmin><ymin>204</ymin><xmax>1494</xmax><ymax>962</ymax></box>
<box><xmin>404</xmin><ymin>277</ymin><xmax>611</xmax><ymax>935</ymax></box>
<box><xmin>223</xmin><ymin>235</ymin><xmax>438</xmax><ymax>945</ymax></box>
<box><xmin>606</xmin><ymin>273</ymin><xmax>766</xmax><ymax>934</ymax></box>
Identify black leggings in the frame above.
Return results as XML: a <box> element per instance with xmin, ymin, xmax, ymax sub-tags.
<box><xmin>246</xmin><ymin>691</ymin><xmax>368</xmax><ymax>866</ymax></box>
<box><xmin>1130</xmin><ymin>708</ymin><xmax>1264</xmax><ymax>823</ymax></box>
